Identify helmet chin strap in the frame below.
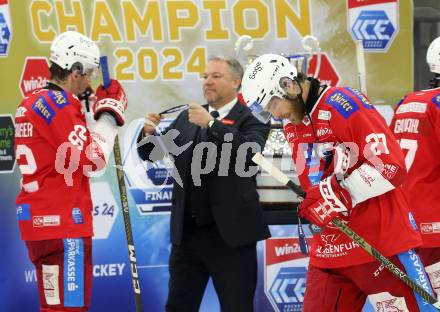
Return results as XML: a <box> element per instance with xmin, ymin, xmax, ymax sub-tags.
<box><xmin>304</xmin><ymin>77</ymin><xmax>323</xmax><ymax>114</ymax></box>
<box><xmin>294</xmin><ymin>77</ymin><xmax>323</xmax><ymax>142</ymax></box>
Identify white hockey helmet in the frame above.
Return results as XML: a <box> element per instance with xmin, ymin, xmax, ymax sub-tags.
<box><xmin>241</xmin><ymin>54</ymin><xmax>298</xmax><ymax>123</ymax></box>
<box><xmin>49</xmin><ymin>31</ymin><xmax>100</xmax><ymax>75</ymax></box>
<box><xmin>427</xmin><ymin>37</ymin><xmax>440</xmax><ymax>74</ymax></box>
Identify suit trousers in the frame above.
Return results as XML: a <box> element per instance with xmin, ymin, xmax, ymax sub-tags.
<box><xmin>166</xmin><ymin>222</ymin><xmax>257</xmax><ymax>312</ymax></box>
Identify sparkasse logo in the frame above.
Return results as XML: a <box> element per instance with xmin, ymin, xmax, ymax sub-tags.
<box><xmin>20</xmin><ymin>57</ymin><xmax>50</xmax><ymax>97</ymax></box>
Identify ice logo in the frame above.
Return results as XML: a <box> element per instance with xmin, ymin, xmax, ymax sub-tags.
<box><xmin>352</xmin><ymin>10</ymin><xmax>395</xmax><ymax>51</ymax></box>
<box><xmin>268</xmin><ymin>267</ymin><xmax>307</xmax><ymax>312</ymax></box>
<box><xmin>0</xmin><ymin>12</ymin><xmax>11</xmax><ymax>55</ymax></box>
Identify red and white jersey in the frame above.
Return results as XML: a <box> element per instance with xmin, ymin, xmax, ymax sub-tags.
<box><xmin>15</xmin><ymin>86</ymin><xmax>106</xmax><ymax>241</ymax></box>
<box><xmin>390</xmin><ymin>88</ymin><xmax>440</xmax><ymax>248</ymax></box>
<box><xmin>284</xmin><ymin>86</ymin><xmax>422</xmax><ymax>268</ymax></box>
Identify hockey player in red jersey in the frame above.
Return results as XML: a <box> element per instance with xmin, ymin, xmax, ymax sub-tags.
<box><xmin>390</xmin><ymin>37</ymin><xmax>440</xmax><ymax>299</ymax></box>
<box><xmin>15</xmin><ymin>31</ymin><xmax>127</xmax><ymax>311</ymax></box>
<box><xmin>241</xmin><ymin>54</ymin><xmax>436</xmax><ymax>311</ymax></box>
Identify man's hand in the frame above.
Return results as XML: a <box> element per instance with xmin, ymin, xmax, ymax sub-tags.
<box><xmin>188</xmin><ymin>103</ymin><xmax>213</xmax><ymax>128</ymax></box>
<box><xmin>299</xmin><ymin>175</ymin><xmax>353</xmax><ymax>227</ymax></box>
<box><xmin>143</xmin><ymin>113</ymin><xmax>162</xmax><ymax>135</ymax></box>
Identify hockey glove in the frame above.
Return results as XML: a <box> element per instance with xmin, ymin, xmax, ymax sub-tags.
<box><xmin>299</xmin><ymin>175</ymin><xmax>353</xmax><ymax>227</ymax></box>
<box><xmin>94</xmin><ymin>79</ymin><xmax>127</xmax><ymax>126</ymax></box>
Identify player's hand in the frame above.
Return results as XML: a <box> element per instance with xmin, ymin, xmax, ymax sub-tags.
<box><xmin>188</xmin><ymin>103</ymin><xmax>213</xmax><ymax>128</ymax></box>
<box><xmin>143</xmin><ymin>113</ymin><xmax>162</xmax><ymax>135</ymax></box>
<box><xmin>299</xmin><ymin>175</ymin><xmax>352</xmax><ymax>227</ymax></box>
<box><xmin>94</xmin><ymin>79</ymin><xmax>127</xmax><ymax>126</ymax></box>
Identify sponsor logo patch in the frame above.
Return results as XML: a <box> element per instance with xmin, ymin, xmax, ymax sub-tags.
<box><xmin>32</xmin><ymin>96</ymin><xmax>55</xmax><ymax>124</ymax></box>
<box><xmin>420</xmin><ymin>222</ymin><xmax>440</xmax><ymax>234</ymax></box>
<box><xmin>72</xmin><ymin>208</ymin><xmax>83</xmax><ymax>224</ymax></box>
<box><xmin>395</xmin><ymin>102</ymin><xmax>427</xmax><ymax>114</ymax></box>
<box><xmin>32</xmin><ymin>215</ymin><xmax>60</xmax><ymax>227</ymax></box>
<box><xmin>325</xmin><ymin>90</ymin><xmax>359</xmax><ymax>119</ymax></box>
<box><xmin>48</xmin><ymin>90</ymin><xmax>69</xmax><ymax>109</ymax></box>
<box><xmin>317</xmin><ymin>110</ymin><xmax>331</xmax><ymax>120</ymax></box>
<box><xmin>16</xmin><ymin>204</ymin><xmax>31</xmax><ymax>221</ymax></box>
<box><xmin>315</xmin><ymin>123</ymin><xmax>333</xmax><ymax>139</ymax></box>
<box><xmin>376</xmin><ymin>163</ymin><xmax>398</xmax><ymax>180</ymax></box>
<box><xmin>344</xmin><ymin>87</ymin><xmax>374</xmax><ymax>109</ymax></box>
<box><xmin>283</xmin><ymin>124</ymin><xmax>297</xmax><ymax>142</ymax></box>
<box><xmin>63</xmin><ymin>238</ymin><xmax>84</xmax><ymax>307</ymax></box>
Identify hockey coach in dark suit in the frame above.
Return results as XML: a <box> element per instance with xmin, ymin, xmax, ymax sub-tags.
<box><xmin>137</xmin><ymin>56</ymin><xmax>270</xmax><ymax>312</ymax></box>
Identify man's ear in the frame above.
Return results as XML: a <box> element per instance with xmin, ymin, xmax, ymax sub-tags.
<box><xmin>234</xmin><ymin>77</ymin><xmax>241</xmax><ymax>90</ymax></box>
<box><xmin>71</xmin><ymin>69</ymin><xmax>82</xmax><ymax>79</ymax></box>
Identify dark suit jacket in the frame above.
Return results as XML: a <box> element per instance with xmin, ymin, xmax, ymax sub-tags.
<box><xmin>137</xmin><ymin>102</ymin><xmax>271</xmax><ymax>247</ymax></box>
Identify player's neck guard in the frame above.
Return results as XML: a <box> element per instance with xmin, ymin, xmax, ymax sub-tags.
<box><xmin>45</xmin><ymin>81</ymin><xmax>64</xmax><ymax>91</ymax></box>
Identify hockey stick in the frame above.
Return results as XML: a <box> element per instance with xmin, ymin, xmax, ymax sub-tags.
<box><xmin>100</xmin><ymin>56</ymin><xmax>143</xmax><ymax>312</ymax></box>
<box><xmin>356</xmin><ymin>40</ymin><xmax>367</xmax><ymax>95</ymax></box>
<box><xmin>252</xmin><ymin>153</ymin><xmax>440</xmax><ymax>309</ymax></box>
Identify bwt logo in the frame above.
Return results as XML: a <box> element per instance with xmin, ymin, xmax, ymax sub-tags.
<box><xmin>269</xmin><ymin>267</ymin><xmax>307</xmax><ymax>312</ymax></box>
<box><xmin>0</xmin><ymin>12</ymin><xmax>11</xmax><ymax>55</ymax></box>
<box><xmin>352</xmin><ymin>10</ymin><xmax>395</xmax><ymax>51</ymax></box>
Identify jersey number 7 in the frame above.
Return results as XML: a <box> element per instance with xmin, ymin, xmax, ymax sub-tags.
<box><xmin>398</xmin><ymin>138</ymin><xmax>418</xmax><ymax>170</ymax></box>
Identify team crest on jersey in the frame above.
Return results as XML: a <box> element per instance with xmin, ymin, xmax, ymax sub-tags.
<box><xmin>48</xmin><ymin>90</ymin><xmax>69</xmax><ymax>109</ymax></box>
<box><xmin>325</xmin><ymin>90</ymin><xmax>359</xmax><ymax>119</ymax></box>
<box><xmin>432</xmin><ymin>94</ymin><xmax>440</xmax><ymax>109</ymax></box>
<box><xmin>32</xmin><ymin>96</ymin><xmax>55</xmax><ymax>124</ymax></box>
<box><xmin>344</xmin><ymin>87</ymin><xmax>374</xmax><ymax>109</ymax></box>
